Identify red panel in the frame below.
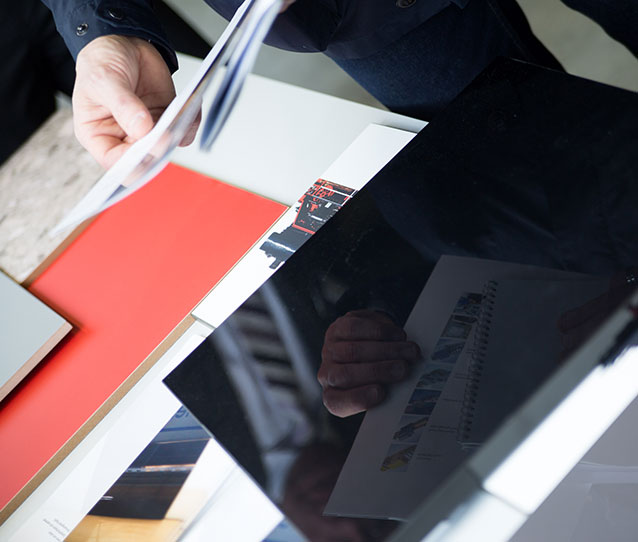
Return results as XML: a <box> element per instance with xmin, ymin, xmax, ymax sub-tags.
<box><xmin>0</xmin><ymin>163</ymin><xmax>286</xmax><ymax>510</ymax></box>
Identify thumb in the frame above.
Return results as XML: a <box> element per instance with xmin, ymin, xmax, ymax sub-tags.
<box><xmin>97</xmin><ymin>75</ymin><xmax>154</xmax><ymax>140</ymax></box>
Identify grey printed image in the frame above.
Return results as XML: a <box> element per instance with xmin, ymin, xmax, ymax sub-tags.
<box><xmin>441</xmin><ymin>315</ymin><xmax>474</xmax><ymax>339</ymax></box>
<box><xmin>393</xmin><ymin>415</ymin><xmax>429</xmax><ymax>443</ymax></box>
<box><xmin>381</xmin><ymin>444</ymin><xmax>417</xmax><ymax>472</ymax></box>
<box><xmin>453</xmin><ymin>292</ymin><xmax>483</xmax><ymax>318</ymax></box>
<box><xmin>417</xmin><ymin>365</ymin><xmax>452</xmax><ymax>390</ymax></box>
<box><xmin>405</xmin><ymin>389</ymin><xmax>441</xmax><ymax>416</ymax></box>
<box><xmin>431</xmin><ymin>338</ymin><xmax>466</xmax><ymax>364</ymax></box>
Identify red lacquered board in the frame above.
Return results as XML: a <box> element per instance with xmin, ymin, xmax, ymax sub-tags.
<box><xmin>0</xmin><ymin>163</ymin><xmax>286</xmax><ymax>518</ymax></box>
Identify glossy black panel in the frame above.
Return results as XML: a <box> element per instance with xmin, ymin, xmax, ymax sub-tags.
<box><xmin>165</xmin><ymin>58</ymin><xmax>638</xmax><ymax>541</ymax></box>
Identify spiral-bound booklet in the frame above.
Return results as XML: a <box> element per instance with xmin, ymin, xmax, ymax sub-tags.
<box><xmin>458</xmin><ymin>278</ymin><xmax>607</xmax><ymax>449</ymax></box>
<box><xmin>325</xmin><ymin>256</ymin><xmax>608</xmax><ymax>520</ymax></box>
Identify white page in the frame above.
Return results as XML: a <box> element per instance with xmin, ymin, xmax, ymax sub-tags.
<box><xmin>324</xmin><ymin>255</ymin><xmax>602</xmax><ymax>520</ymax></box>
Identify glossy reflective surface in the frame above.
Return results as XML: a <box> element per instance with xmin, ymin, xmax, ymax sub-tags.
<box><xmin>165</xmin><ymin>59</ymin><xmax>638</xmax><ymax>541</ymax></box>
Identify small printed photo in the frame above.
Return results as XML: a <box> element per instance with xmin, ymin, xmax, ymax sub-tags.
<box><xmin>393</xmin><ymin>415</ymin><xmax>429</xmax><ymax>443</ymax></box>
<box><xmin>452</xmin><ymin>313</ymin><xmax>477</xmax><ymax>325</ymax></box>
<box><xmin>417</xmin><ymin>365</ymin><xmax>452</xmax><ymax>391</ymax></box>
<box><xmin>454</xmin><ymin>292</ymin><xmax>483</xmax><ymax>318</ymax></box>
<box><xmin>380</xmin><ymin>444</ymin><xmax>417</xmax><ymax>472</ymax></box>
<box><xmin>441</xmin><ymin>316</ymin><xmax>473</xmax><ymax>339</ymax></box>
<box><xmin>405</xmin><ymin>389</ymin><xmax>441</xmax><ymax>416</ymax></box>
<box><xmin>431</xmin><ymin>338</ymin><xmax>465</xmax><ymax>364</ymax></box>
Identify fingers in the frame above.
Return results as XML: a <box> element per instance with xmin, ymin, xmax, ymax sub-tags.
<box><xmin>323</xmin><ymin>384</ymin><xmax>387</xmax><ymax>418</ymax></box>
<box><xmin>323</xmin><ymin>338</ymin><xmax>419</xmax><ymax>365</ymax></box>
<box><xmin>74</xmin><ymin>78</ymin><xmax>156</xmax><ymax>168</ymax></box>
<box><xmin>95</xmin><ymin>77</ymin><xmax>154</xmax><ymax>140</ymax></box>
<box><xmin>72</xmin><ymin>35</ymin><xmax>176</xmax><ymax>168</ymax></box>
<box><xmin>318</xmin><ymin>359</ymin><xmax>409</xmax><ymax>389</ymax></box>
<box><xmin>325</xmin><ymin>310</ymin><xmax>407</xmax><ymax>342</ymax></box>
<box><xmin>318</xmin><ymin>310</ymin><xmax>421</xmax><ymax>417</ymax></box>
<box><xmin>80</xmin><ymin>131</ymin><xmax>134</xmax><ymax>171</ymax></box>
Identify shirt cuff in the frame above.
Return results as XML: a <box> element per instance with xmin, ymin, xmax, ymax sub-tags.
<box><xmin>52</xmin><ymin>0</ymin><xmax>178</xmax><ymax>73</ymax></box>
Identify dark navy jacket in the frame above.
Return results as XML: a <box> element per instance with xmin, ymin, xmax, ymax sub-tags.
<box><xmin>42</xmin><ymin>0</ymin><xmax>469</xmax><ymax>71</ymax></box>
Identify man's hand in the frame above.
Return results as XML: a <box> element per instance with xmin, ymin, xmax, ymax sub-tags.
<box><xmin>318</xmin><ymin>310</ymin><xmax>421</xmax><ymax>418</ymax></box>
<box><xmin>73</xmin><ymin>35</ymin><xmax>188</xmax><ymax>169</ymax></box>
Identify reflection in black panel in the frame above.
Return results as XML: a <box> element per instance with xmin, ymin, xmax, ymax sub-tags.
<box><xmin>165</xmin><ymin>59</ymin><xmax>638</xmax><ymax>541</ymax></box>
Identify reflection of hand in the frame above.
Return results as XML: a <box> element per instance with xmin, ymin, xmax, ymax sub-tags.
<box><xmin>318</xmin><ymin>310</ymin><xmax>421</xmax><ymax>417</ymax></box>
<box><xmin>73</xmin><ymin>35</ymin><xmax>197</xmax><ymax>168</ymax></box>
<box><xmin>559</xmin><ymin>272</ymin><xmax>637</xmax><ymax>358</ymax></box>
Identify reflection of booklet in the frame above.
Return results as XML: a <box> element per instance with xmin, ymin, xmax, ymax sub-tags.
<box><xmin>324</xmin><ymin>256</ymin><xmax>608</xmax><ymax>521</ymax></box>
<box><xmin>459</xmin><ymin>278</ymin><xmax>608</xmax><ymax>450</ymax></box>
<box><xmin>0</xmin><ymin>270</ymin><xmax>71</xmax><ymax>402</ymax></box>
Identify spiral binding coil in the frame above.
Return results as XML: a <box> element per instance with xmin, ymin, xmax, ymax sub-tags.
<box><xmin>457</xmin><ymin>280</ymin><xmax>498</xmax><ymax>448</ymax></box>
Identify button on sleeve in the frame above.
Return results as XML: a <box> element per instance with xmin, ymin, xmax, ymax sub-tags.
<box><xmin>41</xmin><ymin>0</ymin><xmax>178</xmax><ymax>73</ymax></box>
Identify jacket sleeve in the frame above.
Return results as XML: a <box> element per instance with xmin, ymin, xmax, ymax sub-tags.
<box><xmin>40</xmin><ymin>0</ymin><xmax>178</xmax><ymax>72</ymax></box>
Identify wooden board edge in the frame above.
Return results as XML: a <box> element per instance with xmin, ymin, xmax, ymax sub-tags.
<box><xmin>0</xmin><ymin>322</ymin><xmax>73</xmax><ymax>403</ymax></box>
<box><xmin>21</xmin><ymin>219</ymin><xmax>96</xmax><ymax>288</ymax></box>
<box><xmin>0</xmin><ymin>314</ymin><xmax>196</xmax><ymax>525</ymax></box>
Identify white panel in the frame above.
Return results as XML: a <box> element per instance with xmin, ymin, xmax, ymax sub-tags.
<box><xmin>171</xmin><ymin>55</ymin><xmax>425</xmax><ymax>206</ymax></box>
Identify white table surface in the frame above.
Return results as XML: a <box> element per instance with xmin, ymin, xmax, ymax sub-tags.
<box><xmin>170</xmin><ymin>55</ymin><xmax>425</xmax><ymax>206</ymax></box>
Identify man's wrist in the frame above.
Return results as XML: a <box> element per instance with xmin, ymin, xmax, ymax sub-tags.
<box><xmin>45</xmin><ymin>0</ymin><xmax>178</xmax><ymax>73</ymax></box>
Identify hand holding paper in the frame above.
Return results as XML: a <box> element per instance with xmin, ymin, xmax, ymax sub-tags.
<box><xmin>73</xmin><ymin>35</ymin><xmax>194</xmax><ymax>169</ymax></box>
<box><xmin>51</xmin><ymin>0</ymin><xmax>283</xmax><ymax>236</ymax></box>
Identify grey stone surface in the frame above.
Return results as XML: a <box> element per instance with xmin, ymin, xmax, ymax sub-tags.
<box><xmin>0</xmin><ymin>108</ymin><xmax>103</xmax><ymax>282</ymax></box>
